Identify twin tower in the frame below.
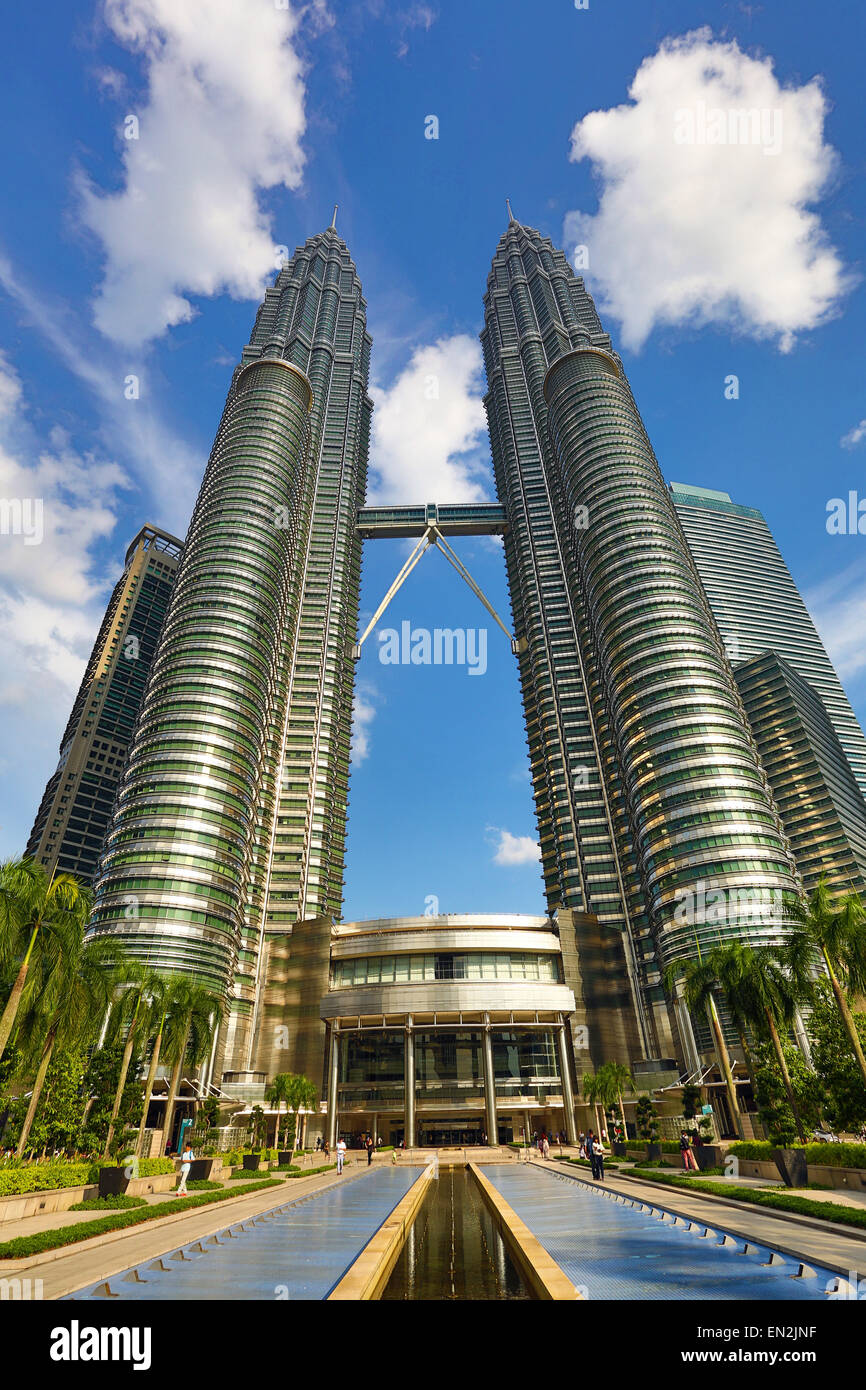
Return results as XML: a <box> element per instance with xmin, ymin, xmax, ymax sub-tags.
<box><xmin>88</xmin><ymin>215</ymin><xmax>799</xmax><ymax>1086</ymax></box>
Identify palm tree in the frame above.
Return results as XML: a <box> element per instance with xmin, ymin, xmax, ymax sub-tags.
<box><xmin>134</xmin><ymin>975</ymin><xmax>181</xmax><ymax>1159</ymax></box>
<box><xmin>597</xmin><ymin>1060</ymin><xmax>636</xmax><ymax>1137</ymax></box>
<box><xmin>160</xmin><ymin>983</ymin><xmax>223</xmax><ymax>1153</ymax></box>
<box><xmin>785</xmin><ymin>879</ymin><xmax>866</xmax><ymax>1091</ymax></box>
<box><xmin>666</xmin><ymin>954</ymin><xmax>745</xmax><ymax>1141</ymax></box>
<box><xmin>716</xmin><ymin>943</ymin><xmax>812</xmax><ymax>1144</ymax></box>
<box><xmin>266</xmin><ymin>1072</ymin><xmax>293</xmax><ymax>1149</ymax></box>
<box><xmin>269</xmin><ymin>1073</ymin><xmax>317</xmax><ymax>1166</ymax></box>
<box><xmin>0</xmin><ymin>858</ymin><xmax>93</xmax><ymax>1063</ymax></box>
<box><xmin>15</xmin><ymin>929</ymin><xmax>119</xmax><ymax>1156</ymax></box>
<box><xmin>581</xmin><ymin>1070</ymin><xmax>605</xmax><ymax>1138</ymax></box>
<box><xmin>102</xmin><ymin>966</ymin><xmax>165</xmax><ymax>1159</ymax></box>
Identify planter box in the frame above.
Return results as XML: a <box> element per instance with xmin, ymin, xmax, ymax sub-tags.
<box><xmin>242</xmin><ymin>1154</ymin><xmax>266</xmax><ymax>1171</ymax></box>
<box><xmin>278</xmin><ymin>1151</ymin><xmax>296</xmax><ymax>1167</ymax></box>
<box><xmin>734</xmin><ymin>1158</ymin><xmax>779</xmax><ymax>1181</ymax></box>
<box><xmin>807</xmin><ymin>1164</ymin><xmax>866</xmax><ymax>1192</ymax></box>
<box><xmin>187</xmin><ymin>1158</ymin><xmax>217</xmax><ymax>1181</ymax></box>
<box><xmin>772</xmin><ymin>1147</ymin><xmax>808</xmax><ymax>1188</ymax></box>
<box><xmin>0</xmin><ymin>1184</ymin><xmax>97</xmax><ymax>1223</ymax></box>
<box><xmin>695</xmin><ymin>1145</ymin><xmax>725</xmax><ymax>1172</ymax></box>
<box><xmin>98</xmin><ymin>1166</ymin><xmax>131</xmax><ymax>1198</ymax></box>
<box><xmin>612</xmin><ymin>1142</ymin><xmax>628</xmax><ymax>1159</ymax></box>
<box><xmin>646</xmin><ymin>1143</ymin><xmax>662</xmax><ymax>1161</ymax></box>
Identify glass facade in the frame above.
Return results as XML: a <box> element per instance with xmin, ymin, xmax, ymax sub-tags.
<box><xmin>331</xmin><ymin>951</ymin><xmax>562</xmax><ymax>988</ymax></box>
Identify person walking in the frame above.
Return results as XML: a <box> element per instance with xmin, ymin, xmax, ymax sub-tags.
<box><xmin>336</xmin><ymin>1137</ymin><xmax>347</xmax><ymax>1174</ymax></box>
<box><xmin>541</xmin><ymin>1134</ymin><xmax>550</xmax><ymax>1160</ymax></box>
<box><xmin>591</xmin><ymin>1134</ymin><xmax>605</xmax><ymax>1182</ymax></box>
<box><xmin>680</xmin><ymin>1131</ymin><xmax>698</xmax><ymax>1171</ymax></box>
<box><xmin>176</xmin><ymin>1139</ymin><xmax>194</xmax><ymax>1196</ymax></box>
<box><xmin>578</xmin><ymin>1130</ymin><xmax>586</xmax><ymax>1159</ymax></box>
<box><xmin>366</xmin><ymin>1135</ymin><xmax>374</xmax><ymax>1166</ymax></box>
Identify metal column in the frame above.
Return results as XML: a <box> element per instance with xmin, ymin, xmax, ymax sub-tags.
<box><xmin>327</xmin><ymin>1024</ymin><xmax>340</xmax><ymax>1149</ymax></box>
<box><xmin>482</xmin><ymin>1014</ymin><xmax>498</xmax><ymax>1146</ymax></box>
<box><xmin>404</xmin><ymin>1016</ymin><xmax>416</xmax><ymax>1148</ymax></box>
<box><xmin>557</xmin><ymin>1020</ymin><xmax>579</xmax><ymax>1146</ymax></box>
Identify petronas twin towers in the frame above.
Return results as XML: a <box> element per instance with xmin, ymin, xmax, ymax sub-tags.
<box><xmin>88</xmin><ymin>213</ymin><xmax>800</xmax><ymax>1089</ymax></box>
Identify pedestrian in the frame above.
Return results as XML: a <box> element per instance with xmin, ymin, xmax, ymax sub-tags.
<box><xmin>336</xmin><ymin>1137</ymin><xmax>346</xmax><ymax>1174</ymax></box>
<box><xmin>578</xmin><ymin>1130</ymin><xmax>586</xmax><ymax>1158</ymax></box>
<box><xmin>366</xmin><ymin>1135</ymin><xmax>374</xmax><ymax>1166</ymax></box>
<box><xmin>591</xmin><ymin>1134</ymin><xmax>605</xmax><ymax>1182</ymax></box>
<box><xmin>680</xmin><ymin>1131</ymin><xmax>698</xmax><ymax>1171</ymax></box>
<box><xmin>585</xmin><ymin>1128</ymin><xmax>596</xmax><ymax>1175</ymax></box>
<box><xmin>176</xmin><ymin>1139</ymin><xmax>194</xmax><ymax>1196</ymax></box>
<box><xmin>541</xmin><ymin>1134</ymin><xmax>550</xmax><ymax>1160</ymax></box>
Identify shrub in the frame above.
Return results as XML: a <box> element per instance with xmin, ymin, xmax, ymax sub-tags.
<box><xmin>87</xmin><ymin>1156</ymin><xmax>174</xmax><ymax>1180</ymax></box>
<box><xmin>69</xmin><ymin>1195</ymin><xmax>147</xmax><ymax>1211</ymax></box>
<box><xmin>185</xmin><ymin>1179</ymin><xmax>223</xmax><ymax>1190</ymax></box>
<box><xmin>728</xmin><ymin>1140</ymin><xmax>866</xmax><ymax>1170</ymax></box>
<box><xmin>0</xmin><ymin>1162</ymin><xmax>93</xmax><ymax>1197</ymax></box>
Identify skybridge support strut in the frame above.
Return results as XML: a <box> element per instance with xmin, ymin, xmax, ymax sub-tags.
<box><xmin>351</xmin><ymin>525</ymin><xmax>523</xmax><ymax>660</ymax></box>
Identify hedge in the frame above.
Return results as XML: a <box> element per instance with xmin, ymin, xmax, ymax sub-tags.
<box><xmin>0</xmin><ymin>1178</ymin><xmax>281</xmax><ymax>1259</ymax></box>
<box><xmin>624</xmin><ymin>1140</ymin><xmax>682</xmax><ymax>1155</ymax></box>
<box><xmin>93</xmin><ymin>1157</ymin><xmax>175</xmax><ymax>1179</ymax></box>
<box><xmin>69</xmin><ymin>1195</ymin><xmax>147</xmax><ymax>1211</ymax></box>
<box><xmin>627</xmin><ymin>1168</ymin><xmax>866</xmax><ymax>1231</ymax></box>
<box><xmin>0</xmin><ymin>1163</ymin><xmax>93</xmax><ymax>1197</ymax></box>
<box><xmin>728</xmin><ymin>1141</ymin><xmax>866</xmax><ymax>1170</ymax></box>
<box><xmin>281</xmin><ymin>1163</ymin><xmax>336</xmax><ymax>1178</ymax></box>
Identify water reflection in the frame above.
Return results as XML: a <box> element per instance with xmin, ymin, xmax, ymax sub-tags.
<box><xmin>382</xmin><ymin>1167</ymin><xmax>532</xmax><ymax>1301</ymax></box>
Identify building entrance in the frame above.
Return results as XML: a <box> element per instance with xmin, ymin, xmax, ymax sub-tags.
<box><xmin>419</xmin><ymin>1118</ymin><xmax>485</xmax><ymax>1147</ymax></box>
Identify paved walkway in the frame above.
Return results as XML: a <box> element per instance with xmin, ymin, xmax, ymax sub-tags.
<box><xmin>0</xmin><ymin>1165</ymin><xmax>365</xmax><ymax>1299</ymax></box>
<box><xmin>483</xmin><ymin>1163</ymin><xmax>854</xmax><ymax>1300</ymax></box>
<box><xmin>67</xmin><ymin>1166</ymin><xmax>423</xmax><ymax>1302</ymax></box>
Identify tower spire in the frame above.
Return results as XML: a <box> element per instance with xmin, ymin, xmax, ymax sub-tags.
<box><xmin>506</xmin><ymin>198</ymin><xmax>516</xmax><ymax>224</ymax></box>
<box><xmin>330</xmin><ymin>204</ymin><xmax>338</xmax><ymax>229</ymax></box>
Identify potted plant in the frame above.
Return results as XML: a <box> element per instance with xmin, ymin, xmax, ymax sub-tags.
<box><xmin>635</xmin><ymin>1096</ymin><xmax>661</xmax><ymax>1160</ymax></box>
<box><xmin>767</xmin><ymin>1118</ymin><xmax>808</xmax><ymax>1187</ymax></box>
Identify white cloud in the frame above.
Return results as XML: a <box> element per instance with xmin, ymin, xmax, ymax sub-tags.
<box><xmin>564</xmin><ymin>29</ymin><xmax>851</xmax><ymax>352</ymax></box>
<box><xmin>0</xmin><ymin>354</ymin><xmax>131</xmax><ymax>852</ymax></box>
<box><xmin>350</xmin><ymin>682</ymin><xmax>379</xmax><ymax>766</ymax></box>
<box><xmin>487</xmin><ymin>826</ymin><xmax>541</xmax><ymax>867</ymax></box>
<box><xmin>841</xmin><ymin>420</ymin><xmax>866</xmax><ymax>450</ymax></box>
<box><xmin>80</xmin><ymin>0</ymin><xmax>311</xmax><ymax>345</ymax></box>
<box><xmin>804</xmin><ymin>559</ymin><xmax>866</xmax><ymax>686</ymax></box>
<box><xmin>369</xmin><ymin>335</ymin><xmax>491</xmax><ymax>505</ymax></box>
<box><xmin>0</xmin><ymin>253</ymin><xmax>201</xmax><ymax>529</ymax></box>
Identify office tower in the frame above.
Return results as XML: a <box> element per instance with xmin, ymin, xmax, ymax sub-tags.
<box><xmin>481</xmin><ymin>213</ymin><xmax>800</xmax><ymax>1072</ymax></box>
<box><xmin>670</xmin><ymin>482</ymin><xmax>866</xmax><ymax>800</ymax></box>
<box><xmin>735</xmin><ymin>652</ymin><xmax>866</xmax><ymax>900</ymax></box>
<box><xmin>26</xmin><ymin>525</ymin><xmax>182</xmax><ymax>883</ymax></box>
<box><xmin>90</xmin><ymin>222</ymin><xmax>372</xmax><ymax>1074</ymax></box>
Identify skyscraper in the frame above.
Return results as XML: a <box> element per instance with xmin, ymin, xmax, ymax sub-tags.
<box><xmin>90</xmin><ymin>223</ymin><xmax>371</xmax><ymax>1074</ymax></box>
<box><xmin>26</xmin><ymin>525</ymin><xmax>182</xmax><ymax>883</ymax></box>
<box><xmin>670</xmin><ymin>481</ymin><xmax>866</xmax><ymax>800</ymax></box>
<box><xmin>481</xmin><ymin>214</ymin><xmax>800</xmax><ymax>1070</ymax></box>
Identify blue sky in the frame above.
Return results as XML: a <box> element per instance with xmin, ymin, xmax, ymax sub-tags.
<box><xmin>1</xmin><ymin>0</ymin><xmax>865</xmax><ymax>922</ymax></box>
